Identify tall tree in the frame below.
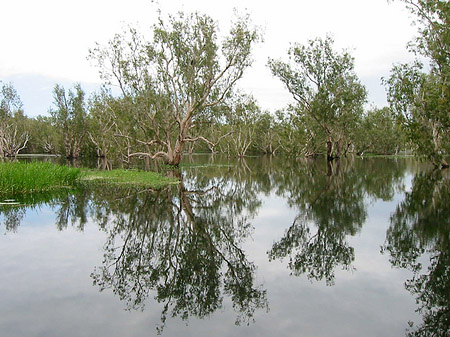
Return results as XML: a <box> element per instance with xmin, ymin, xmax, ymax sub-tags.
<box><xmin>385</xmin><ymin>0</ymin><xmax>450</xmax><ymax>168</ymax></box>
<box><xmin>89</xmin><ymin>11</ymin><xmax>261</xmax><ymax>166</ymax></box>
<box><xmin>268</xmin><ymin>35</ymin><xmax>367</xmax><ymax>160</ymax></box>
<box><xmin>49</xmin><ymin>84</ymin><xmax>88</xmax><ymax>158</ymax></box>
<box><xmin>0</xmin><ymin>82</ymin><xmax>29</xmax><ymax>157</ymax></box>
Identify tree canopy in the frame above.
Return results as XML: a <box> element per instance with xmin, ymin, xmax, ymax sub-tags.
<box><xmin>268</xmin><ymin>35</ymin><xmax>367</xmax><ymax>160</ymax></box>
<box><xmin>88</xmin><ymin>11</ymin><xmax>261</xmax><ymax>165</ymax></box>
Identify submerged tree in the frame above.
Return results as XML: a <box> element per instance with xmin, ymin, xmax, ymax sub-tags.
<box><xmin>89</xmin><ymin>11</ymin><xmax>261</xmax><ymax>166</ymax></box>
<box><xmin>385</xmin><ymin>0</ymin><xmax>450</xmax><ymax>168</ymax></box>
<box><xmin>268</xmin><ymin>35</ymin><xmax>367</xmax><ymax>160</ymax></box>
<box><xmin>353</xmin><ymin>107</ymin><xmax>405</xmax><ymax>156</ymax></box>
<box><xmin>49</xmin><ymin>84</ymin><xmax>88</xmax><ymax>158</ymax></box>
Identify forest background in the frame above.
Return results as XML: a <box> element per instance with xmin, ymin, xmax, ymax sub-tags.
<box><xmin>0</xmin><ymin>0</ymin><xmax>448</xmax><ymax>168</ymax></box>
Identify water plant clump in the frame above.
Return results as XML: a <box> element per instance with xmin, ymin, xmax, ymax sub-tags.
<box><xmin>0</xmin><ymin>161</ymin><xmax>81</xmax><ymax>195</ymax></box>
<box><xmin>80</xmin><ymin>169</ymin><xmax>179</xmax><ymax>189</ymax></box>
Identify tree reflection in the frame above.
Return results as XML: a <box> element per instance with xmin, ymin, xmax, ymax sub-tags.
<box><xmin>88</xmin><ymin>172</ymin><xmax>267</xmax><ymax>333</ymax></box>
<box><xmin>0</xmin><ymin>189</ymin><xmax>83</xmax><ymax>232</ymax></box>
<box><xmin>269</xmin><ymin>158</ymin><xmax>405</xmax><ymax>285</ymax></box>
<box><xmin>382</xmin><ymin>169</ymin><xmax>450</xmax><ymax>337</ymax></box>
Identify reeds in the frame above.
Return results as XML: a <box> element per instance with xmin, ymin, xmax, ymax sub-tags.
<box><xmin>0</xmin><ymin>162</ymin><xmax>81</xmax><ymax>195</ymax></box>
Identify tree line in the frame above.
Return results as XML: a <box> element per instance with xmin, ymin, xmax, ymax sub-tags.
<box><xmin>0</xmin><ymin>0</ymin><xmax>448</xmax><ymax>167</ymax></box>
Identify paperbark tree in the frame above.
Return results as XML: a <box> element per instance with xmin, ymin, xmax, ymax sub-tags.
<box><xmin>89</xmin><ymin>11</ymin><xmax>261</xmax><ymax>166</ymax></box>
<box><xmin>268</xmin><ymin>35</ymin><xmax>367</xmax><ymax>161</ymax></box>
<box><xmin>385</xmin><ymin>0</ymin><xmax>449</xmax><ymax>168</ymax></box>
<box><xmin>0</xmin><ymin>82</ymin><xmax>29</xmax><ymax>157</ymax></box>
<box><xmin>50</xmin><ymin>84</ymin><xmax>88</xmax><ymax>158</ymax></box>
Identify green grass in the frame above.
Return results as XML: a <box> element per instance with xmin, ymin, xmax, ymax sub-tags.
<box><xmin>80</xmin><ymin>169</ymin><xmax>179</xmax><ymax>189</ymax></box>
<box><xmin>0</xmin><ymin>161</ymin><xmax>81</xmax><ymax>195</ymax></box>
<box><xmin>0</xmin><ymin>162</ymin><xmax>178</xmax><ymax>198</ymax></box>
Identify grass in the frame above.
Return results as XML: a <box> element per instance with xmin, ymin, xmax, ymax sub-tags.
<box><xmin>0</xmin><ymin>162</ymin><xmax>178</xmax><ymax>197</ymax></box>
<box><xmin>0</xmin><ymin>161</ymin><xmax>81</xmax><ymax>195</ymax></box>
<box><xmin>80</xmin><ymin>168</ymin><xmax>179</xmax><ymax>189</ymax></box>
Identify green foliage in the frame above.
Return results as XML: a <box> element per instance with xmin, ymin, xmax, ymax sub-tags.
<box><xmin>385</xmin><ymin>0</ymin><xmax>450</xmax><ymax>168</ymax></box>
<box><xmin>353</xmin><ymin>107</ymin><xmax>406</xmax><ymax>155</ymax></box>
<box><xmin>0</xmin><ymin>161</ymin><xmax>81</xmax><ymax>195</ymax></box>
<box><xmin>268</xmin><ymin>35</ymin><xmax>367</xmax><ymax>159</ymax></box>
<box><xmin>86</xmin><ymin>88</ymin><xmax>118</xmax><ymax>158</ymax></box>
<box><xmin>89</xmin><ymin>10</ymin><xmax>261</xmax><ymax>165</ymax></box>
<box><xmin>0</xmin><ymin>82</ymin><xmax>29</xmax><ymax>157</ymax></box>
<box><xmin>0</xmin><ymin>82</ymin><xmax>23</xmax><ymax>119</ymax></box>
<box><xmin>49</xmin><ymin>83</ymin><xmax>88</xmax><ymax>158</ymax></box>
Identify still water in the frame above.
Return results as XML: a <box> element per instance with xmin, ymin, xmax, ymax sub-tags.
<box><xmin>0</xmin><ymin>156</ymin><xmax>448</xmax><ymax>336</ymax></box>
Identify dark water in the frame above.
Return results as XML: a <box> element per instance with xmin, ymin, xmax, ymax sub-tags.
<box><xmin>1</xmin><ymin>156</ymin><xmax>448</xmax><ymax>337</ymax></box>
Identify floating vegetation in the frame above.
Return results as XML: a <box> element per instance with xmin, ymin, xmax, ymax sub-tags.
<box><xmin>81</xmin><ymin>169</ymin><xmax>179</xmax><ymax>189</ymax></box>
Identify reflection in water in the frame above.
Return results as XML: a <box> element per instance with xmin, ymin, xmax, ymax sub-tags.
<box><xmin>2</xmin><ymin>156</ymin><xmax>447</xmax><ymax>336</ymax></box>
<box><xmin>382</xmin><ymin>169</ymin><xmax>450</xmax><ymax>336</ymax></box>
<box><xmin>0</xmin><ymin>188</ymin><xmax>82</xmax><ymax>232</ymax></box>
<box><xmin>268</xmin><ymin>158</ymin><xmax>405</xmax><ymax>285</ymax></box>
<box><xmin>87</xmin><ymin>171</ymin><xmax>266</xmax><ymax>333</ymax></box>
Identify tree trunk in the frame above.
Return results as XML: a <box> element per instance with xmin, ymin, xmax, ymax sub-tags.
<box><xmin>335</xmin><ymin>139</ymin><xmax>343</xmax><ymax>159</ymax></box>
<box><xmin>167</xmin><ymin>139</ymin><xmax>184</xmax><ymax>166</ymax></box>
<box><xmin>326</xmin><ymin>140</ymin><xmax>333</xmax><ymax>161</ymax></box>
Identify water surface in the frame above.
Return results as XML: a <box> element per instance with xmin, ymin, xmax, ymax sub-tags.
<box><xmin>1</xmin><ymin>156</ymin><xmax>448</xmax><ymax>336</ymax></box>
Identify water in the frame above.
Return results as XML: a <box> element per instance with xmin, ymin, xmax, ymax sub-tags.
<box><xmin>1</xmin><ymin>156</ymin><xmax>448</xmax><ymax>336</ymax></box>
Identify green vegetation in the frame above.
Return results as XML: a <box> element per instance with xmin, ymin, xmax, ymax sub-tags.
<box><xmin>0</xmin><ymin>161</ymin><xmax>81</xmax><ymax>195</ymax></box>
<box><xmin>81</xmin><ymin>169</ymin><xmax>179</xmax><ymax>188</ymax></box>
<box><xmin>384</xmin><ymin>0</ymin><xmax>450</xmax><ymax>168</ymax></box>
<box><xmin>1</xmin><ymin>3</ymin><xmax>448</xmax><ymax>166</ymax></box>
<box><xmin>0</xmin><ymin>162</ymin><xmax>178</xmax><ymax>197</ymax></box>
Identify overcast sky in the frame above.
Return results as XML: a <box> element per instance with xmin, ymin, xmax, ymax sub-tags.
<box><xmin>1</xmin><ymin>0</ymin><xmax>418</xmax><ymax>117</ymax></box>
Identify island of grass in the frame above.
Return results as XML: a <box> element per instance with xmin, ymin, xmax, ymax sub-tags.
<box><xmin>0</xmin><ymin>162</ymin><xmax>178</xmax><ymax>195</ymax></box>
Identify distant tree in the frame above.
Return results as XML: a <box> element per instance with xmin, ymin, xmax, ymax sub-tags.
<box><xmin>89</xmin><ymin>11</ymin><xmax>261</xmax><ymax>166</ymax></box>
<box><xmin>225</xmin><ymin>93</ymin><xmax>261</xmax><ymax>157</ymax></box>
<box><xmin>0</xmin><ymin>82</ymin><xmax>29</xmax><ymax>157</ymax></box>
<box><xmin>354</xmin><ymin>107</ymin><xmax>406</xmax><ymax>156</ymax></box>
<box><xmin>49</xmin><ymin>84</ymin><xmax>88</xmax><ymax>158</ymax></box>
<box><xmin>385</xmin><ymin>0</ymin><xmax>450</xmax><ymax>168</ymax></box>
<box><xmin>87</xmin><ymin>89</ymin><xmax>117</xmax><ymax>159</ymax></box>
<box><xmin>30</xmin><ymin>115</ymin><xmax>59</xmax><ymax>154</ymax></box>
<box><xmin>268</xmin><ymin>35</ymin><xmax>367</xmax><ymax>161</ymax></box>
<box><xmin>276</xmin><ymin>106</ymin><xmax>325</xmax><ymax>157</ymax></box>
<box><xmin>253</xmin><ymin>111</ymin><xmax>282</xmax><ymax>155</ymax></box>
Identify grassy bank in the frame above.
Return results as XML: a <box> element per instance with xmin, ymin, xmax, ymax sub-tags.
<box><xmin>0</xmin><ymin>162</ymin><xmax>81</xmax><ymax>195</ymax></box>
<box><xmin>0</xmin><ymin>162</ymin><xmax>178</xmax><ymax>196</ymax></box>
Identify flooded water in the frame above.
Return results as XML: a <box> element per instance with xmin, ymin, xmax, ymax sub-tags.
<box><xmin>0</xmin><ymin>156</ymin><xmax>448</xmax><ymax>336</ymax></box>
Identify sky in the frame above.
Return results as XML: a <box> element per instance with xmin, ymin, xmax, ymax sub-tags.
<box><xmin>1</xmin><ymin>0</ymin><xmax>418</xmax><ymax>117</ymax></box>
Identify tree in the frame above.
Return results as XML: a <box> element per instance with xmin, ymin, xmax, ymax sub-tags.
<box><xmin>225</xmin><ymin>93</ymin><xmax>261</xmax><ymax>157</ymax></box>
<box><xmin>49</xmin><ymin>83</ymin><xmax>88</xmax><ymax>158</ymax></box>
<box><xmin>89</xmin><ymin>11</ymin><xmax>261</xmax><ymax>166</ymax></box>
<box><xmin>353</xmin><ymin>107</ymin><xmax>405</xmax><ymax>156</ymax></box>
<box><xmin>253</xmin><ymin>110</ymin><xmax>282</xmax><ymax>155</ymax></box>
<box><xmin>268</xmin><ymin>35</ymin><xmax>367</xmax><ymax>161</ymax></box>
<box><xmin>0</xmin><ymin>82</ymin><xmax>29</xmax><ymax>157</ymax></box>
<box><xmin>385</xmin><ymin>0</ymin><xmax>450</xmax><ymax>168</ymax></box>
<box><xmin>28</xmin><ymin>115</ymin><xmax>59</xmax><ymax>154</ymax></box>
<box><xmin>87</xmin><ymin>89</ymin><xmax>118</xmax><ymax>159</ymax></box>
